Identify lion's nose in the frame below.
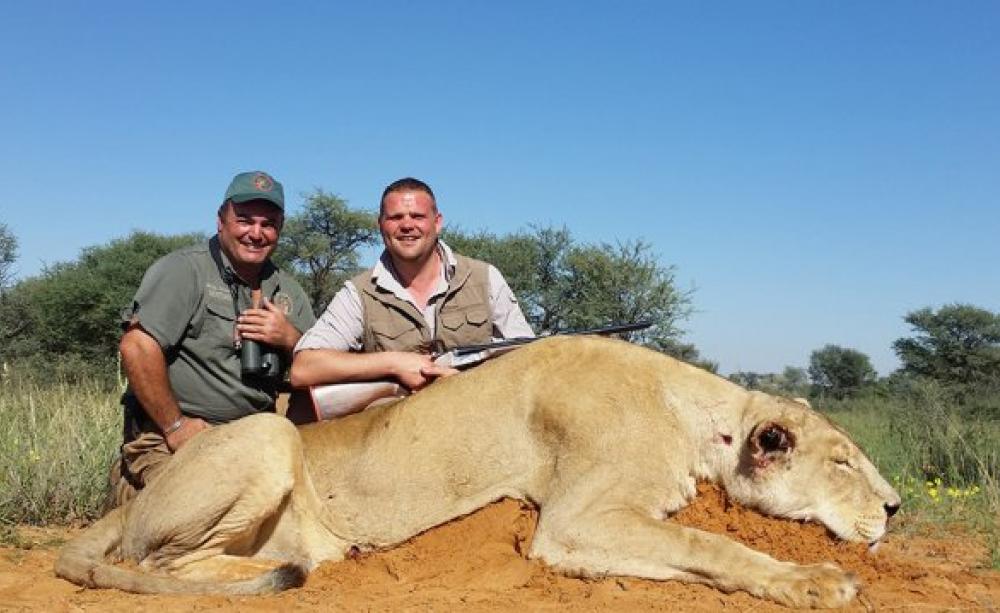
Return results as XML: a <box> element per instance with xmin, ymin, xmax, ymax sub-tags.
<box><xmin>884</xmin><ymin>502</ymin><xmax>900</xmax><ymax>518</ymax></box>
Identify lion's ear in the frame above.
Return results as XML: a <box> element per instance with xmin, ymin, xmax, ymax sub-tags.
<box><xmin>749</xmin><ymin>421</ymin><xmax>796</xmax><ymax>470</ymax></box>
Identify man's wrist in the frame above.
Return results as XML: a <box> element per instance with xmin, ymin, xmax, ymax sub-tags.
<box><xmin>163</xmin><ymin>415</ymin><xmax>187</xmax><ymax>435</ymax></box>
<box><xmin>385</xmin><ymin>352</ymin><xmax>410</xmax><ymax>379</ymax></box>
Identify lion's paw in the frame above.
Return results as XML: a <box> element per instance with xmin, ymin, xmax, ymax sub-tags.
<box><xmin>765</xmin><ymin>562</ymin><xmax>859</xmax><ymax>609</ymax></box>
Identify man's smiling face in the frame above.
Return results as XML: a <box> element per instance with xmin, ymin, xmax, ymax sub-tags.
<box><xmin>379</xmin><ymin>189</ymin><xmax>442</xmax><ymax>265</ymax></box>
<box><xmin>216</xmin><ymin>200</ymin><xmax>283</xmax><ymax>276</ymax></box>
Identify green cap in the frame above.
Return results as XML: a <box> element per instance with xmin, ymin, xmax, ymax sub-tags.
<box><xmin>223</xmin><ymin>171</ymin><xmax>284</xmax><ymax>210</ymax></box>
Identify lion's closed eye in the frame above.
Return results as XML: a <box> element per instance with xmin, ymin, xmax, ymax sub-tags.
<box><xmin>830</xmin><ymin>457</ymin><xmax>854</xmax><ymax>470</ymax></box>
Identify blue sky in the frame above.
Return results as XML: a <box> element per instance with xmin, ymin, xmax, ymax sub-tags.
<box><xmin>2</xmin><ymin>2</ymin><xmax>997</xmax><ymax>375</ymax></box>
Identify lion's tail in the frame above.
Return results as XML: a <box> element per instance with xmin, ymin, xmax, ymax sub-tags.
<box><xmin>54</xmin><ymin>505</ymin><xmax>306</xmax><ymax>595</ymax></box>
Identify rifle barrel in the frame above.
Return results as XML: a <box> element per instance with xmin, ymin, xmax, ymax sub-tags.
<box><xmin>449</xmin><ymin>321</ymin><xmax>652</xmax><ymax>356</ymax></box>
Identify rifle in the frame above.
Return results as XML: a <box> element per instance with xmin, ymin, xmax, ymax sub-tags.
<box><xmin>286</xmin><ymin>321</ymin><xmax>652</xmax><ymax>424</ymax></box>
<box><xmin>425</xmin><ymin>321</ymin><xmax>653</xmax><ymax>368</ymax></box>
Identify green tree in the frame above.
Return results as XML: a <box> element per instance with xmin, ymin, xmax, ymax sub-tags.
<box><xmin>808</xmin><ymin>344</ymin><xmax>877</xmax><ymax>399</ymax></box>
<box><xmin>444</xmin><ymin>225</ymin><xmax>710</xmax><ymax>369</ymax></box>
<box><xmin>892</xmin><ymin>304</ymin><xmax>1000</xmax><ymax>386</ymax></box>
<box><xmin>443</xmin><ymin>225</ymin><xmax>572</xmax><ymax>332</ymax></box>
<box><xmin>0</xmin><ymin>222</ymin><xmax>22</xmax><ymax>360</ymax></box>
<box><xmin>781</xmin><ymin>366</ymin><xmax>809</xmax><ymax>396</ymax></box>
<box><xmin>727</xmin><ymin>368</ymin><xmax>806</xmax><ymax>396</ymax></box>
<box><xmin>276</xmin><ymin>190</ymin><xmax>379</xmax><ymax>314</ymax></box>
<box><xmin>658</xmin><ymin>339</ymin><xmax>718</xmax><ymax>373</ymax></box>
<box><xmin>729</xmin><ymin>371</ymin><xmax>763</xmax><ymax>389</ymax></box>
<box><xmin>560</xmin><ymin>240</ymin><xmax>692</xmax><ymax>349</ymax></box>
<box><xmin>0</xmin><ymin>222</ymin><xmax>16</xmax><ymax>291</ymax></box>
<box><xmin>0</xmin><ymin>230</ymin><xmax>204</xmax><ymax>361</ymax></box>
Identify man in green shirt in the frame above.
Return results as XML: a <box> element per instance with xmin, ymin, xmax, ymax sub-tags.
<box><xmin>110</xmin><ymin>171</ymin><xmax>315</xmax><ymax>506</ymax></box>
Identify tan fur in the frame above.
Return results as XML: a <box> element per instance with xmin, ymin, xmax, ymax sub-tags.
<box><xmin>56</xmin><ymin>336</ymin><xmax>900</xmax><ymax>608</ymax></box>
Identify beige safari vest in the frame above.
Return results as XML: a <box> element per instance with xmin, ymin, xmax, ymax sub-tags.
<box><xmin>353</xmin><ymin>254</ymin><xmax>493</xmax><ymax>352</ymax></box>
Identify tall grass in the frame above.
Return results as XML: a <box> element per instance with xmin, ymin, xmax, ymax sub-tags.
<box><xmin>821</xmin><ymin>381</ymin><xmax>999</xmax><ymax>483</ymax></box>
<box><xmin>818</xmin><ymin>379</ymin><xmax>999</xmax><ymax>567</ymax></box>
<box><xmin>0</xmin><ymin>364</ymin><xmax>121</xmax><ymax>526</ymax></box>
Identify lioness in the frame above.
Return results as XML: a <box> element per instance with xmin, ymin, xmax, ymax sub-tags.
<box><xmin>56</xmin><ymin>336</ymin><xmax>900</xmax><ymax>608</ymax></box>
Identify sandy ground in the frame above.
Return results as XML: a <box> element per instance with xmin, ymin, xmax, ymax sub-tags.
<box><xmin>1</xmin><ymin>484</ymin><xmax>997</xmax><ymax>612</ymax></box>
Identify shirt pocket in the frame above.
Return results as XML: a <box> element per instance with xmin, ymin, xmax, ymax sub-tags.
<box><xmin>201</xmin><ymin>295</ymin><xmax>237</xmax><ymax>349</ymax></box>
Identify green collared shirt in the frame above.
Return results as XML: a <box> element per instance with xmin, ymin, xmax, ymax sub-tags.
<box><xmin>123</xmin><ymin>236</ymin><xmax>315</xmax><ymax>424</ymax></box>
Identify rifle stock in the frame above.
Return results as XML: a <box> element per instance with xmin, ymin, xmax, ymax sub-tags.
<box><xmin>288</xmin><ymin>381</ymin><xmax>407</xmax><ymax>424</ymax></box>
<box><xmin>293</xmin><ymin>347</ymin><xmax>516</xmax><ymax>422</ymax></box>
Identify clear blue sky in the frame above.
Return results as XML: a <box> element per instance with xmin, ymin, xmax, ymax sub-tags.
<box><xmin>2</xmin><ymin>2</ymin><xmax>997</xmax><ymax>375</ymax></box>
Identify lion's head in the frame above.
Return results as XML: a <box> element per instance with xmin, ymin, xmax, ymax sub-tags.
<box><xmin>721</xmin><ymin>392</ymin><xmax>901</xmax><ymax>547</ymax></box>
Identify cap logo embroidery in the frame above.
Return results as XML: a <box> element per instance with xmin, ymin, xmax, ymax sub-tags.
<box><xmin>252</xmin><ymin>173</ymin><xmax>274</xmax><ymax>192</ymax></box>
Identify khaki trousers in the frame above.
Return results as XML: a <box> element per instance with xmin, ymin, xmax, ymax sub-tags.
<box><xmin>106</xmin><ymin>430</ymin><xmax>173</xmax><ymax>509</ymax></box>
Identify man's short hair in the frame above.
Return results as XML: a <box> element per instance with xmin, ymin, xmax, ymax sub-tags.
<box><xmin>380</xmin><ymin>177</ymin><xmax>436</xmax><ymax>216</ymax></box>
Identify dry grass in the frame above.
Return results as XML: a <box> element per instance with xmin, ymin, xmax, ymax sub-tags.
<box><xmin>0</xmin><ymin>366</ymin><xmax>120</xmax><ymax>529</ymax></box>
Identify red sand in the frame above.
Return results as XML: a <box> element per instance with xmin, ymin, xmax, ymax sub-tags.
<box><xmin>1</xmin><ymin>484</ymin><xmax>997</xmax><ymax>611</ymax></box>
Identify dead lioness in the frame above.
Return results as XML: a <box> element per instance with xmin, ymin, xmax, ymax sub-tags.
<box><xmin>56</xmin><ymin>336</ymin><xmax>900</xmax><ymax>608</ymax></box>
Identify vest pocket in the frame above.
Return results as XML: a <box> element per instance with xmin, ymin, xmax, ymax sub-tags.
<box><xmin>440</xmin><ymin>306</ymin><xmax>489</xmax><ymax>331</ymax></box>
<box><xmin>371</xmin><ymin>317</ymin><xmax>423</xmax><ymax>351</ymax></box>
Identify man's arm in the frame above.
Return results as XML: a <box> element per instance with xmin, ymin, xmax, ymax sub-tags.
<box><xmin>290</xmin><ymin>348</ymin><xmax>450</xmax><ymax>390</ymax></box>
<box><xmin>119</xmin><ymin>323</ymin><xmax>209</xmax><ymax>451</ymax></box>
<box><xmin>290</xmin><ymin>283</ymin><xmax>453</xmax><ymax>390</ymax></box>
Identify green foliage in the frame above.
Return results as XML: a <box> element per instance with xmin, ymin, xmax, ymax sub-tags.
<box><xmin>728</xmin><ymin>366</ymin><xmax>809</xmax><ymax>397</ymax></box>
<box><xmin>893</xmin><ymin>304</ymin><xmax>1000</xmax><ymax>387</ymax></box>
<box><xmin>0</xmin><ymin>221</ymin><xmax>16</xmax><ymax>290</ymax></box>
<box><xmin>443</xmin><ymin>225</ymin><xmax>570</xmax><ymax>332</ymax></box>
<box><xmin>560</xmin><ymin>241</ymin><xmax>688</xmax><ymax>337</ymax></box>
<box><xmin>1</xmin><ymin>222</ymin><xmax>23</xmax><ymax>357</ymax></box>
<box><xmin>728</xmin><ymin>371</ymin><xmax>760</xmax><ymax>389</ymax></box>
<box><xmin>808</xmin><ymin>344</ymin><xmax>877</xmax><ymax>399</ymax></box>
<box><xmin>659</xmin><ymin>339</ymin><xmax>718</xmax><ymax>373</ymax></box>
<box><xmin>443</xmin><ymin>225</ymin><xmax>709</xmax><ymax>368</ymax></box>
<box><xmin>782</xmin><ymin>366</ymin><xmax>809</xmax><ymax>393</ymax></box>
<box><xmin>1</xmin><ymin>202</ymin><xmax>709</xmax><ymax>370</ymax></box>
<box><xmin>275</xmin><ymin>190</ymin><xmax>380</xmax><ymax>314</ymax></box>
<box><xmin>821</xmin><ymin>379</ymin><xmax>998</xmax><ymax>483</ymax></box>
<box><xmin>0</xmin><ymin>231</ymin><xmax>204</xmax><ymax>362</ymax></box>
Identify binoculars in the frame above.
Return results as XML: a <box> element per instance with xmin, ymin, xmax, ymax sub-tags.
<box><xmin>240</xmin><ymin>339</ymin><xmax>282</xmax><ymax>380</ymax></box>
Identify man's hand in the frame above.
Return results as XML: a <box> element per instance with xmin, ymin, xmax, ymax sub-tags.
<box><xmin>164</xmin><ymin>416</ymin><xmax>211</xmax><ymax>452</ymax></box>
<box><xmin>389</xmin><ymin>352</ymin><xmax>459</xmax><ymax>391</ymax></box>
<box><xmin>421</xmin><ymin>363</ymin><xmax>460</xmax><ymax>381</ymax></box>
<box><xmin>290</xmin><ymin>346</ymin><xmax>459</xmax><ymax>390</ymax></box>
<box><xmin>236</xmin><ymin>298</ymin><xmax>300</xmax><ymax>352</ymax></box>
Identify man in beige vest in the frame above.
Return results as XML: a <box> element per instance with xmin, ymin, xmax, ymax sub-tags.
<box><xmin>291</xmin><ymin>177</ymin><xmax>534</xmax><ymax>392</ymax></box>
